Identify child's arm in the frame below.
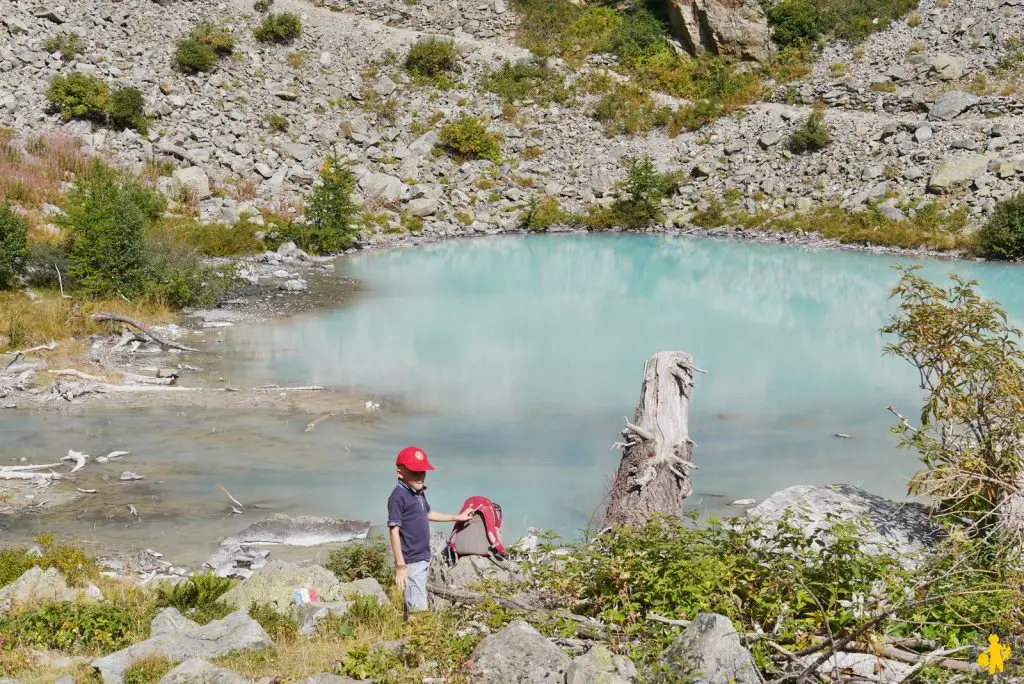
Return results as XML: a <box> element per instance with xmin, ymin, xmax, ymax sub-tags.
<box><xmin>428</xmin><ymin>510</ymin><xmax>474</xmax><ymax>523</ymax></box>
<box><xmin>389</xmin><ymin>525</ymin><xmax>407</xmax><ymax>589</ymax></box>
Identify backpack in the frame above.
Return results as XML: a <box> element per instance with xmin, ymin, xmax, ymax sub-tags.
<box><xmin>443</xmin><ymin>496</ymin><xmax>506</xmax><ymax>562</ymax></box>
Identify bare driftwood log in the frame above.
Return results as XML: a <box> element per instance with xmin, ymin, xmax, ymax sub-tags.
<box><xmin>91</xmin><ymin>313</ymin><xmax>198</xmax><ymax>352</ymax></box>
<box><xmin>602</xmin><ymin>352</ymin><xmax>702</xmax><ymax>528</ymax></box>
<box><xmin>426</xmin><ymin>583</ymin><xmax>618</xmax><ymax>640</ymax></box>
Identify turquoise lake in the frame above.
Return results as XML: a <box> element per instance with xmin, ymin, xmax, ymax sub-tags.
<box><xmin>4</xmin><ymin>234</ymin><xmax>1024</xmax><ymax>563</ymax></box>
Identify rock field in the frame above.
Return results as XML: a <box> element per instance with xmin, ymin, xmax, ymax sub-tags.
<box><xmin>3</xmin><ymin>0</ymin><xmax>1024</xmax><ymax>245</ymax></box>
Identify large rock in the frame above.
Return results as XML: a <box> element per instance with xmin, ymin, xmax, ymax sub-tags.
<box><xmin>568</xmin><ymin>645</ymin><xmax>636</xmax><ymax>684</ymax></box>
<box><xmin>470</xmin><ymin>620</ymin><xmax>571</xmax><ymax>683</ymax></box>
<box><xmin>928</xmin><ymin>91</ymin><xmax>980</xmax><ymax>121</ymax></box>
<box><xmin>667</xmin><ymin>0</ymin><xmax>771</xmax><ymax>62</ymax></box>
<box><xmin>221</xmin><ymin>559</ymin><xmax>387</xmax><ymax>612</ymax></box>
<box><xmin>158</xmin><ymin>658</ymin><xmax>246</xmax><ymax>684</ymax></box>
<box><xmin>359</xmin><ymin>172</ymin><xmax>405</xmax><ymax>204</ymax></box>
<box><xmin>220</xmin><ymin>513</ymin><xmax>370</xmax><ymax>547</ymax></box>
<box><xmin>150</xmin><ymin>607</ymin><xmax>200</xmax><ymax>637</ymax></box>
<box><xmin>0</xmin><ymin>567</ymin><xmax>91</xmax><ymax>611</ymax></box>
<box><xmin>171</xmin><ymin>167</ymin><xmax>211</xmax><ymax>200</ymax></box>
<box><xmin>92</xmin><ymin>610</ymin><xmax>272</xmax><ymax>683</ymax></box>
<box><xmin>929</xmin><ymin>54</ymin><xmax>965</xmax><ymax>81</ymax></box>
<box><xmin>927</xmin><ymin>154</ymin><xmax>996</xmax><ymax>194</ymax></box>
<box><xmin>430</xmin><ymin>554</ymin><xmax>523</xmax><ymax>590</ymax></box>
<box><xmin>659</xmin><ymin>613</ymin><xmax>761</xmax><ymax>683</ymax></box>
<box><xmin>746</xmin><ymin>484</ymin><xmax>943</xmax><ymax>562</ymax></box>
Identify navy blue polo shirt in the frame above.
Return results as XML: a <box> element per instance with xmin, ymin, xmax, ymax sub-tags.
<box><xmin>387</xmin><ymin>480</ymin><xmax>432</xmax><ymax>563</ymax></box>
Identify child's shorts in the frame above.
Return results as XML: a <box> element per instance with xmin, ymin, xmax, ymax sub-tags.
<box><xmin>404</xmin><ymin>560</ymin><xmax>430</xmax><ymax>612</ymax></box>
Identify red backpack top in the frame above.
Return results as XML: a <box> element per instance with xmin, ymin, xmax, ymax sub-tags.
<box><xmin>444</xmin><ymin>495</ymin><xmax>506</xmax><ymax>561</ymax></box>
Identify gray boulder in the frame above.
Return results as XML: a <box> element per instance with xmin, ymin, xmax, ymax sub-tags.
<box><xmin>430</xmin><ymin>554</ymin><xmax>523</xmax><ymax>590</ymax></box>
<box><xmin>220</xmin><ymin>513</ymin><xmax>370</xmax><ymax>547</ymax></box>
<box><xmin>667</xmin><ymin>0</ymin><xmax>771</xmax><ymax>62</ymax></box>
<box><xmin>360</xmin><ymin>172</ymin><xmax>405</xmax><ymax>203</ymax></box>
<box><xmin>0</xmin><ymin>567</ymin><xmax>92</xmax><ymax>611</ymax></box>
<box><xmin>222</xmin><ymin>559</ymin><xmax>386</xmax><ymax>612</ymax></box>
<box><xmin>405</xmin><ymin>197</ymin><xmax>438</xmax><ymax>217</ymax></box>
<box><xmin>296</xmin><ymin>600</ymin><xmax>355</xmax><ymax>637</ymax></box>
<box><xmin>92</xmin><ymin>610</ymin><xmax>272</xmax><ymax>683</ymax></box>
<box><xmin>470</xmin><ymin>620</ymin><xmax>572</xmax><ymax>683</ymax></box>
<box><xmin>929</xmin><ymin>54</ymin><xmax>965</xmax><ymax>81</ymax></box>
<box><xmin>746</xmin><ymin>484</ymin><xmax>943</xmax><ymax>563</ymax></box>
<box><xmin>568</xmin><ymin>645</ymin><xmax>636</xmax><ymax>683</ymax></box>
<box><xmin>928</xmin><ymin>91</ymin><xmax>980</xmax><ymax>121</ymax></box>
<box><xmin>158</xmin><ymin>658</ymin><xmax>247</xmax><ymax>683</ymax></box>
<box><xmin>927</xmin><ymin>154</ymin><xmax>996</xmax><ymax>194</ymax></box>
<box><xmin>171</xmin><ymin>167</ymin><xmax>211</xmax><ymax>201</ymax></box>
<box><xmin>659</xmin><ymin>613</ymin><xmax>761</xmax><ymax>683</ymax></box>
<box><xmin>150</xmin><ymin>607</ymin><xmax>200</xmax><ymax>637</ymax></box>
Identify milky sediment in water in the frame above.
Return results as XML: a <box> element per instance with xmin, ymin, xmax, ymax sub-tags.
<box><xmin>4</xmin><ymin>234</ymin><xmax>1024</xmax><ymax>563</ymax></box>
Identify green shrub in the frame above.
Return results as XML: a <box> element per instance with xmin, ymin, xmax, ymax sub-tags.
<box><xmin>267</xmin><ymin>113</ymin><xmax>289</xmax><ymax>131</ymax></box>
<box><xmin>155</xmin><ymin>573</ymin><xmax>234</xmax><ymax>624</ymax></box>
<box><xmin>108</xmin><ymin>87</ymin><xmax>147</xmax><ymax>134</ymax></box>
<box><xmin>191</xmin><ymin>21</ymin><xmax>236</xmax><ymax>56</ymax></box>
<box><xmin>437</xmin><ymin>117</ymin><xmax>503</xmax><ymax>164</ymax></box>
<box><xmin>767</xmin><ymin>0</ymin><xmax>919</xmax><ymax>47</ymax></box>
<box><xmin>480</xmin><ymin>58</ymin><xmax>572</xmax><ymax>106</ymax></box>
<box><xmin>254</xmin><ymin>0</ymin><xmax>273</xmax><ymax>11</ymax></box>
<box><xmin>57</xmin><ymin>161</ymin><xmax>164</xmax><ymax>299</ymax></box>
<box><xmin>248</xmin><ymin>601</ymin><xmax>299</xmax><ymax>642</ymax></box>
<box><xmin>520</xmin><ymin>195</ymin><xmax>566</xmax><ymax>231</ymax></box>
<box><xmin>977</xmin><ymin>194</ymin><xmax>1024</xmax><ymax>260</ymax></box>
<box><xmin>300</xmin><ymin>155</ymin><xmax>362</xmax><ymax>254</ymax></box>
<box><xmin>23</xmin><ymin>242</ymin><xmax>69</xmax><ymax>289</ymax></box>
<box><xmin>766</xmin><ymin>0</ymin><xmax>826</xmax><ymax>47</ymax></box>
<box><xmin>326</xmin><ymin>537</ymin><xmax>393</xmax><ymax>587</ymax></box>
<box><xmin>174</xmin><ymin>38</ymin><xmax>217</xmax><ymax>74</ymax></box>
<box><xmin>43</xmin><ymin>33</ymin><xmax>84</xmax><ymax>62</ymax></box>
<box><xmin>592</xmin><ymin>83</ymin><xmax>671</xmax><ymax>136</ymax></box>
<box><xmin>0</xmin><ymin>203</ymin><xmax>28</xmax><ymax>291</ymax></box>
<box><xmin>667</xmin><ymin>100</ymin><xmax>724</xmax><ymax>135</ymax></box>
<box><xmin>0</xmin><ymin>601</ymin><xmax>153</xmax><ymax>654</ymax></box>
<box><xmin>587</xmin><ymin>156</ymin><xmax>680</xmax><ymax>229</ymax></box>
<box><xmin>142</xmin><ymin>240</ymin><xmax>234</xmax><ymax>309</ymax></box>
<box><xmin>788</xmin><ymin>109</ymin><xmax>831</xmax><ymax>153</ymax></box>
<box><xmin>0</xmin><ymin>535</ymin><xmax>99</xmax><ymax>588</ymax></box>
<box><xmin>46</xmin><ymin>72</ymin><xmax>110</xmax><ymax>122</ymax></box>
<box><xmin>254</xmin><ymin>12</ymin><xmax>302</xmax><ymax>44</ymax></box>
<box><xmin>404</xmin><ymin>37</ymin><xmax>459</xmax><ymax>79</ymax></box>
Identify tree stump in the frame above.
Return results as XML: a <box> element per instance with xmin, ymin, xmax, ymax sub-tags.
<box><xmin>601</xmin><ymin>351</ymin><xmax>701</xmax><ymax>528</ymax></box>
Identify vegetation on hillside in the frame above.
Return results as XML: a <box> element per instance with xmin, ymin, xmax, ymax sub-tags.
<box><xmin>767</xmin><ymin>0</ymin><xmax>919</xmax><ymax>48</ymax></box>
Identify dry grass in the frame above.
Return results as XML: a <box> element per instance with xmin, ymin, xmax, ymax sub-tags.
<box><xmin>0</xmin><ymin>134</ymin><xmax>97</xmax><ymax>209</ymax></box>
<box><xmin>211</xmin><ymin>635</ymin><xmax>352</xmax><ymax>679</ymax></box>
<box><xmin>0</xmin><ymin>290</ymin><xmax>173</xmax><ymax>352</ymax></box>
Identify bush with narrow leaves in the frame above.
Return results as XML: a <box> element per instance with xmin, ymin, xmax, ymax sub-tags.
<box><xmin>254</xmin><ymin>12</ymin><xmax>302</xmax><ymax>44</ymax></box>
<box><xmin>46</xmin><ymin>72</ymin><xmax>109</xmax><ymax>123</ymax></box>
<box><xmin>0</xmin><ymin>203</ymin><xmax>28</xmax><ymax>290</ymax></box>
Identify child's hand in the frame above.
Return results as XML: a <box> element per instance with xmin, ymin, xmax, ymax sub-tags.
<box><xmin>396</xmin><ymin>565</ymin><xmax>408</xmax><ymax>590</ymax></box>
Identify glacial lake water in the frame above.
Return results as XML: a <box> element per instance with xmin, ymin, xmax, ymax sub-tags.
<box><xmin>4</xmin><ymin>233</ymin><xmax>1024</xmax><ymax>565</ymax></box>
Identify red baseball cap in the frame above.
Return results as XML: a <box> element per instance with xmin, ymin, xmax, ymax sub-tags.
<box><xmin>396</xmin><ymin>446</ymin><xmax>435</xmax><ymax>472</ymax></box>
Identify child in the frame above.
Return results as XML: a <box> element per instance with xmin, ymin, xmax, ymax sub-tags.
<box><xmin>387</xmin><ymin>446</ymin><xmax>473</xmax><ymax>613</ymax></box>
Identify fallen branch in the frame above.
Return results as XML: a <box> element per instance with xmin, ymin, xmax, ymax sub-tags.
<box><xmin>0</xmin><ymin>470</ymin><xmax>62</xmax><ymax>481</ymax></box>
<box><xmin>304</xmin><ymin>413</ymin><xmax>335</xmax><ymax>433</ymax></box>
<box><xmin>91</xmin><ymin>313</ymin><xmax>198</xmax><ymax>352</ymax></box>
<box><xmin>258</xmin><ymin>384</ymin><xmax>324</xmax><ymax>391</ymax></box>
<box><xmin>216</xmin><ymin>483</ymin><xmax>244</xmax><ymax>511</ymax></box>
<box><xmin>843</xmin><ymin>642</ymin><xmax>974</xmax><ymax>673</ymax></box>
<box><xmin>427</xmin><ymin>583</ymin><xmax>618</xmax><ymax>641</ymax></box>
<box><xmin>48</xmin><ymin>369</ymin><xmax>105</xmax><ymax>382</ymax></box>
